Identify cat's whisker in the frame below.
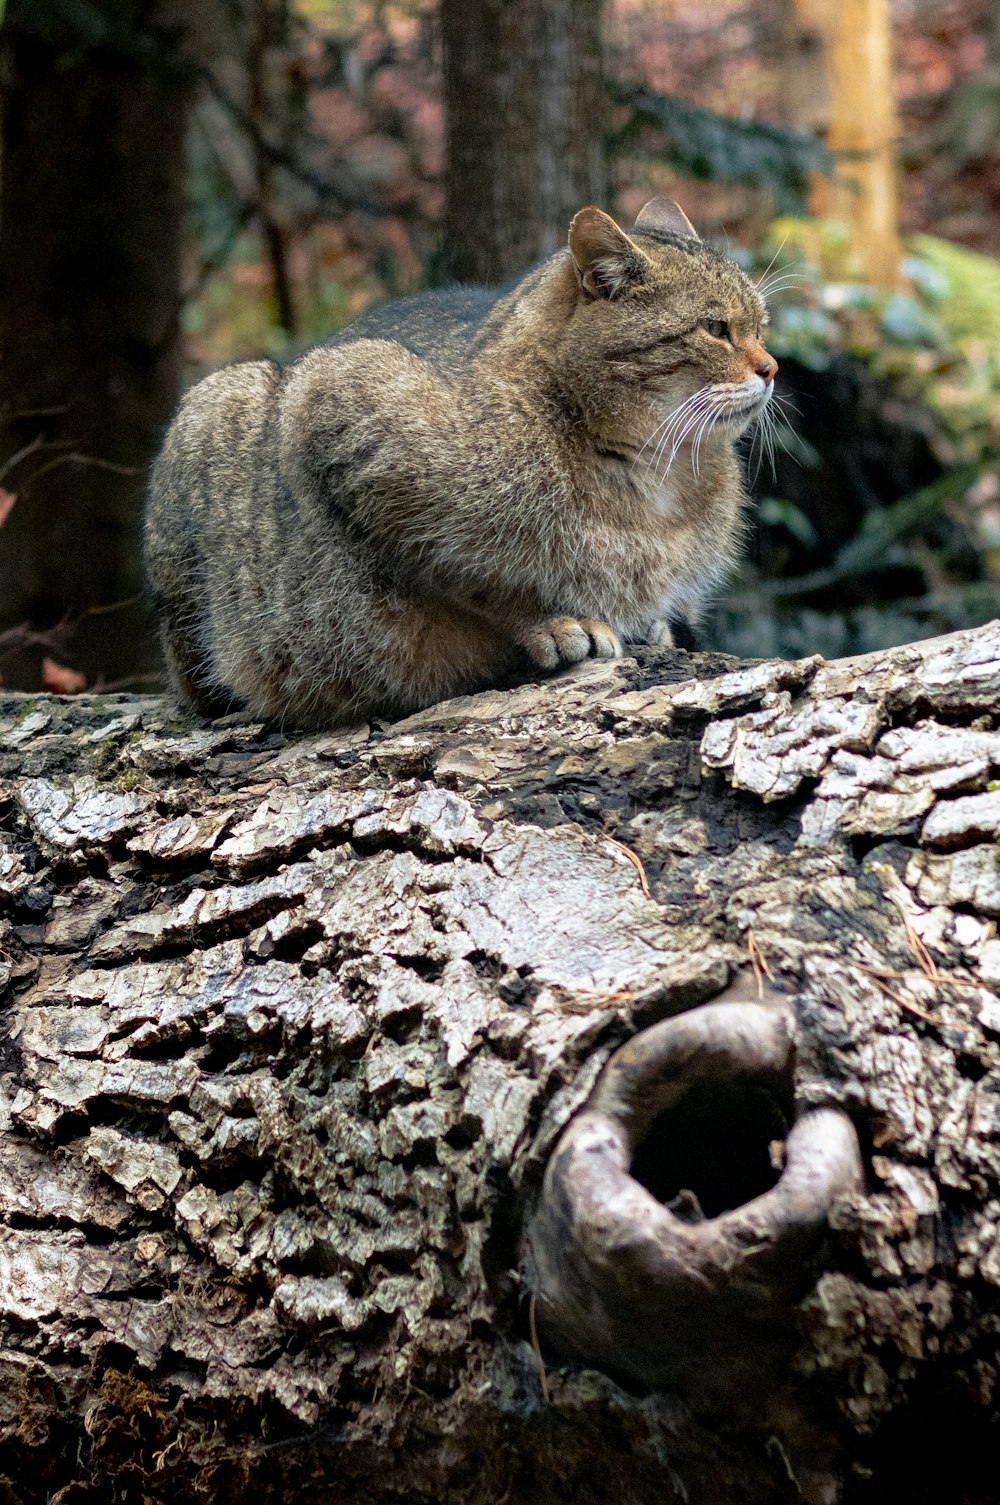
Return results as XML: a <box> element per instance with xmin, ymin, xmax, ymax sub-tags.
<box><xmin>765</xmin><ymin>400</ymin><xmax>783</xmax><ymax>463</ymax></box>
<box><xmin>690</xmin><ymin>397</ymin><xmax>726</xmax><ymax>480</ymax></box>
<box><xmin>753</xmin><ymin>427</ymin><xmax>768</xmax><ymax>484</ymax></box>
<box><xmin>656</xmin><ymin>388</ymin><xmax>712</xmax><ymax>451</ymax></box>
<box><xmin>747</xmin><ymin>419</ymin><xmax>766</xmax><ymax>488</ymax></box>
<box><xmin>670</xmin><ymin>380</ymin><xmax>768</xmax><ymax>483</ymax></box>
<box><xmin>757</xmin><ymin>263</ymin><xmax>803</xmax><ymax>288</ymax></box>
<box><xmin>656</xmin><ymin>415</ymin><xmax>700</xmax><ymax>484</ymax></box>
<box><xmin>764</xmin><ymin>412</ymin><xmax>777</xmax><ymax>481</ymax></box>
<box><xmin>766</xmin><ymin>395</ymin><xmax>804</xmax><ymax>469</ymax></box>
<box><xmin>753</xmin><ymin>438</ymin><xmax>766</xmax><ymax>489</ymax></box>
<box><xmin>663</xmin><ymin>415</ymin><xmax>704</xmax><ymax>482</ymax></box>
<box><xmin>767</xmin><ymin>408</ymin><xmax>782</xmax><ymax>477</ymax></box>
<box><xmin>648</xmin><ymin>401</ymin><xmax>702</xmax><ymax>470</ymax></box>
<box><xmin>757</xmin><ymin>275</ymin><xmax>806</xmax><ymax>299</ymax></box>
<box><xmin>701</xmin><ymin>415</ymin><xmax>728</xmax><ymax>476</ymax></box>
<box><xmin>648</xmin><ymin>390</ymin><xmax>713</xmax><ymax>479</ymax></box>
<box><xmin>771</xmin><ymin>393</ymin><xmax>802</xmax><ymax>419</ymax></box>
<box><xmin>754</xmin><ymin>235</ymin><xmax>789</xmax><ymax>290</ymax></box>
<box><xmin>758</xmin><ymin>284</ymin><xmax>805</xmax><ymax>309</ymax></box>
<box><xmin>658</xmin><ymin>392</ymin><xmax>717</xmax><ymax>482</ymax></box>
<box><xmin>647</xmin><ymin>416</ymin><xmax>687</xmax><ymax>481</ymax></box>
<box><xmin>748</xmin><ymin>417</ymin><xmax>768</xmax><ymax>486</ymax></box>
<box><xmin>633</xmin><ymin>388</ymin><xmax>707</xmax><ymax>473</ymax></box>
<box><xmin>631</xmin><ymin>412</ymin><xmax>676</xmax><ymax>470</ymax></box>
<box><xmin>742</xmin><ymin>387</ymin><xmax>785</xmax><ymax>484</ymax></box>
<box><xmin>771</xmin><ymin>420</ymin><xmax>798</xmax><ymax>462</ymax></box>
<box><xmin>757</xmin><ymin>263</ymin><xmax>803</xmax><ymax>297</ymax></box>
<box><xmin>690</xmin><ymin>407</ymin><xmax>716</xmax><ymax>480</ymax></box>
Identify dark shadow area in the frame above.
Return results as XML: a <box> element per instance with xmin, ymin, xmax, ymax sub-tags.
<box><xmin>630</xmin><ymin>1077</ymin><xmax>790</xmax><ymax>1218</ymax></box>
<box><xmin>753</xmin><ymin>352</ymin><xmax>943</xmax><ymax>585</ymax></box>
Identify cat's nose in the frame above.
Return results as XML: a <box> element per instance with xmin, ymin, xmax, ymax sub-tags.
<box><xmin>756</xmin><ymin>353</ymin><xmax>778</xmax><ymax>383</ymax></box>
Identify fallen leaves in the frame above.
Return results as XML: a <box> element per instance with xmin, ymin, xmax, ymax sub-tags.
<box><xmin>42</xmin><ymin>658</ymin><xmax>87</xmax><ymax>695</ymax></box>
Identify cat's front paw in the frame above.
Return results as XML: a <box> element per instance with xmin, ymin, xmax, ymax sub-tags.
<box><xmin>643</xmin><ymin>618</ymin><xmax>675</xmax><ymax>648</ymax></box>
<box><xmin>518</xmin><ymin>616</ymin><xmax>623</xmax><ymax>670</ymax></box>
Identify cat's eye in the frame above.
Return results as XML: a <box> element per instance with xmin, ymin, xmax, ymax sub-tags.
<box><xmin>703</xmin><ymin>319</ymin><xmax>731</xmax><ymax>342</ymax></box>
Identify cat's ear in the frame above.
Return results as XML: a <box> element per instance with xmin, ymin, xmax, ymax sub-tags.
<box><xmin>568</xmin><ymin>208</ymin><xmax>650</xmax><ymax>299</ymax></box>
<box><xmin>634</xmin><ymin>197</ymin><xmax>700</xmax><ymax>240</ymax></box>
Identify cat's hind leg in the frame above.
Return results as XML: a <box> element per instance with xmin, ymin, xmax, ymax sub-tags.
<box><xmin>158</xmin><ymin>610</ymin><xmax>240</xmax><ymax>719</ymax></box>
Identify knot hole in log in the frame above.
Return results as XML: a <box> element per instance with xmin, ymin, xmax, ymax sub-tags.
<box><xmin>525</xmin><ymin>986</ymin><xmax>864</xmax><ymax>1406</ymax></box>
<box><xmin>629</xmin><ymin>1066</ymin><xmax>790</xmax><ymax>1220</ymax></box>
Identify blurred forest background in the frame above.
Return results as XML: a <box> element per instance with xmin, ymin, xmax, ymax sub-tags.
<box><xmin>0</xmin><ymin>0</ymin><xmax>999</xmax><ymax>694</ymax></box>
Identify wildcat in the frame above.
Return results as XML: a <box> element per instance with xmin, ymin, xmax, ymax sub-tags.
<box><xmin>144</xmin><ymin>197</ymin><xmax>777</xmax><ymax>726</ymax></box>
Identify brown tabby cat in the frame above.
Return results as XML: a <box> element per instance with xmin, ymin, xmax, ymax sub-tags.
<box><xmin>145</xmin><ymin>198</ymin><xmax>777</xmax><ymax>725</ymax></box>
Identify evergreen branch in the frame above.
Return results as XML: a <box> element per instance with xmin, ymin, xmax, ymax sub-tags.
<box><xmin>607</xmin><ymin>82</ymin><xmax>834</xmax><ymax>215</ymax></box>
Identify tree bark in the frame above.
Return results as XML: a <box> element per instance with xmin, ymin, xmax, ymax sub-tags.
<box><xmin>0</xmin><ymin>2</ymin><xmax>192</xmax><ymax>691</ymax></box>
<box><xmin>2</xmin><ymin>624</ymin><xmax>1000</xmax><ymax>1502</ymax></box>
<box><xmin>440</xmin><ymin>0</ymin><xmax>606</xmax><ymax>283</ymax></box>
<box><xmin>776</xmin><ymin>0</ymin><xmax>831</xmax><ymax>139</ymax></box>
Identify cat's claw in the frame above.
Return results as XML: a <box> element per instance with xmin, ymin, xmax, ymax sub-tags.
<box><xmin>519</xmin><ymin>616</ymin><xmax>623</xmax><ymax>670</ymax></box>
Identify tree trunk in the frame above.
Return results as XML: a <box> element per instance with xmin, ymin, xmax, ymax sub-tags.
<box><xmin>776</xmin><ymin>0</ymin><xmax>831</xmax><ymax>139</ymax></box>
<box><xmin>0</xmin><ymin>2</ymin><xmax>192</xmax><ymax>692</ymax></box>
<box><xmin>820</xmin><ymin>0</ymin><xmax>902</xmax><ymax>287</ymax></box>
<box><xmin>440</xmin><ymin>0</ymin><xmax>606</xmax><ymax>284</ymax></box>
<box><xmin>2</xmin><ymin>624</ymin><xmax>1000</xmax><ymax>1502</ymax></box>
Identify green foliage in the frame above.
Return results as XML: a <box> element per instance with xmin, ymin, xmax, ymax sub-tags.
<box><xmin>765</xmin><ymin>223</ymin><xmax>1000</xmax><ymax>464</ymax></box>
<box><xmin>186</xmin><ymin>132</ymin><xmax>248</xmax><ymax>274</ymax></box>
<box><xmin>607</xmin><ymin>84</ymin><xmax>833</xmax><ymax>215</ymax></box>
<box><xmin>908</xmin><ymin>234</ymin><xmax>1000</xmax><ymax>345</ymax></box>
<box><xmin>710</xmin><ymin>221</ymin><xmax>1000</xmax><ymax>661</ymax></box>
<box><xmin>757</xmin><ymin>496</ymin><xmax>817</xmax><ymax>548</ymax></box>
<box><xmin>2</xmin><ymin>0</ymin><xmax>210</xmax><ymax>88</ymax></box>
<box><xmin>4</xmin><ymin>0</ymin><xmax>171</xmax><ymax>64</ymax></box>
<box><xmin>712</xmin><ymin>582</ymin><xmax>1000</xmax><ymax>662</ymax></box>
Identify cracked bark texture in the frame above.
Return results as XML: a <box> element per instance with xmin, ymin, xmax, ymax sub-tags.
<box><xmin>2</xmin><ymin>624</ymin><xmax>1000</xmax><ymax>1504</ymax></box>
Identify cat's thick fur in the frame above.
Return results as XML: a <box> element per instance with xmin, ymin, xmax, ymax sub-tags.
<box><xmin>145</xmin><ymin>199</ymin><xmax>777</xmax><ymax>725</ymax></box>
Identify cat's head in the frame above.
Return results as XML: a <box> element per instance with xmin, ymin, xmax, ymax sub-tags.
<box><xmin>552</xmin><ymin>198</ymin><xmax>778</xmax><ymax>465</ymax></box>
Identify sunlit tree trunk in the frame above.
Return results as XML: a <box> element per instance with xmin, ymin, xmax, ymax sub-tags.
<box><xmin>441</xmin><ymin>0</ymin><xmax>606</xmax><ymax>284</ymax></box>
<box><xmin>822</xmin><ymin>0</ymin><xmax>902</xmax><ymax>286</ymax></box>
<box><xmin>776</xmin><ymin>0</ymin><xmax>902</xmax><ymax>286</ymax></box>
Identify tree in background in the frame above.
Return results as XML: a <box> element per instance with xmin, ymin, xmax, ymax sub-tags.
<box><xmin>775</xmin><ymin>0</ymin><xmax>902</xmax><ymax>285</ymax></box>
<box><xmin>440</xmin><ymin>0</ymin><xmax>605</xmax><ymax>283</ymax></box>
<box><xmin>776</xmin><ymin>0</ymin><xmax>829</xmax><ymax>143</ymax></box>
<box><xmin>823</xmin><ymin>0</ymin><xmax>902</xmax><ymax>286</ymax></box>
<box><xmin>0</xmin><ymin>0</ymin><xmax>195</xmax><ymax>691</ymax></box>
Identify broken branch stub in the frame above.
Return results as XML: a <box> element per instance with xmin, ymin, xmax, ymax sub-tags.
<box><xmin>526</xmin><ymin>986</ymin><xmax>864</xmax><ymax>1402</ymax></box>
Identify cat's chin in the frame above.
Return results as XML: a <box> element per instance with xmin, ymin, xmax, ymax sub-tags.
<box><xmin>719</xmin><ymin>388</ymin><xmax>773</xmax><ymax>436</ymax></box>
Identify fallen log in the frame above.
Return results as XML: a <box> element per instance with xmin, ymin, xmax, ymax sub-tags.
<box><xmin>1</xmin><ymin>622</ymin><xmax>1000</xmax><ymax>1503</ymax></box>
